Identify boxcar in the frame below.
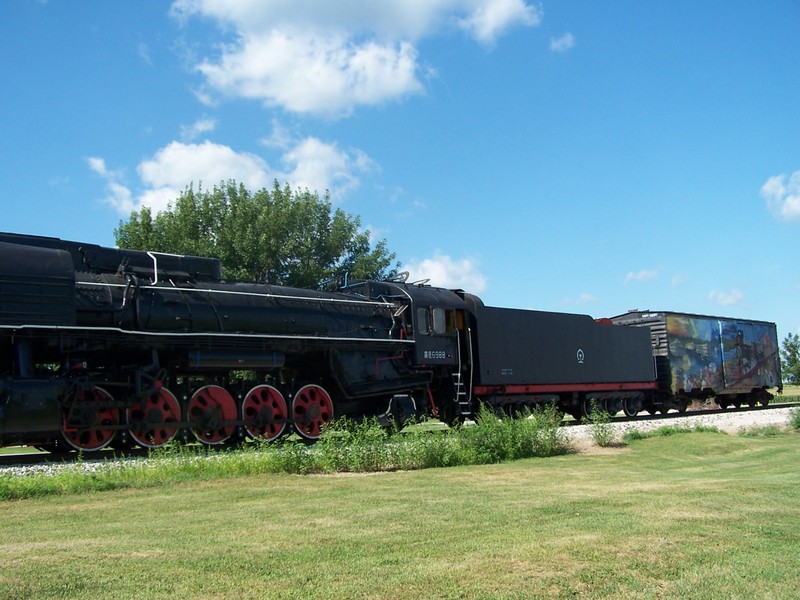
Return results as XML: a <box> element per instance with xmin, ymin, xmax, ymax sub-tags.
<box><xmin>611</xmin><ymin>310</ymin><xmax>781</xmax><ymax>408</ymax></box>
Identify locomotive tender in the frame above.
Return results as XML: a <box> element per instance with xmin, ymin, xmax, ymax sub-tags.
<box><xmin>0</xmin><ymin>233</ymin><xmax>781</xmax><ymax>452</ymax></box>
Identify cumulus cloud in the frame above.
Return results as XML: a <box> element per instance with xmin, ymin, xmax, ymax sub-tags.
<box><xmin>624</xmin><ymin>269</ymin><xmax>658</xmax><ymax>284</ymax></box>
<box><xmin>278</xmin><ymin>137</ymin><xmax>376</xmax><ymax>202</ymax></box>
<box><xmin>195</xmin><ymin>32</ymin><xmax>423</xmax><ymax>118</ymax></box>
<box><xmin>761</xmin><ymin>170</ymin><xmax>800</xmax><ymax>221</ymax></box>
<box><xmin>135</xmin><ymin>141</ymin><xmax>271</xmax><ymax>213</ymax></box>
<box><xmin>549</xmin><ymin>32</ymin><xmax>574</xmax><ymax>52</ymax></box>
<box><xmin>458</xmin><ymin>0</ymin><xmax>542</xmax><ymax>45</ymax></box>
<box><xmin>403</xmin><ymin>251</ymin><xmax>487</xmax><ymax>292</ymax></box>
<box><xmin>170</xmin><ymin>0</ymin><xmax>542</xmax><ymax>117</ymax></box>
<box><xmin>708</xmin><ymin>289</ymin><xmax>743</xmax><ymax>307</ymax></box>
<box><xmin>90</xmin><ymin>135</ymin><xmax>373</xmax><ymax>214</ymax></box>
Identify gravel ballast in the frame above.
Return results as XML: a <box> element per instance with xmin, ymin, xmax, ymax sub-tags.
<box><xmin>565</xmin><ymin>407</ymin><xmax>796</xmax><ymax>447</ymax></box>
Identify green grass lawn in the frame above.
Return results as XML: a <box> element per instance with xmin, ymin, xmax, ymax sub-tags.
<box><xmin>780</xmin><ymin>383</ymin><xmax>800</xmax><ymax>401</ymax></box>
<box><xmin>0</xmin><ymin>430</ymin><xmax>798</xmax><ymax>599</ymax></box>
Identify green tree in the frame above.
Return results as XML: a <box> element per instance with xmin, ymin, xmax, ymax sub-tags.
<box><xmin>115</xmin><ymin>180</ymin><xmax>398</xmax><ymax>287</ymax></box>
<box><xmin>781</xmin><ymin>333</ymin><xmax>800</xmax><ymax>385</ymax></box>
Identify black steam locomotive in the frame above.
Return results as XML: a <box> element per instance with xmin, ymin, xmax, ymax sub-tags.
<box><xmin>0</xmin><ymin>233</ymin><xmax>781</xmax><ymax>452</ymax></box>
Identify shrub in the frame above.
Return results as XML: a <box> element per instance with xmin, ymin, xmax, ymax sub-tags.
<box><xmin>457</xmin><ymin>404</ymin><xmax>568</xmax><ymax>464</ymax></box>
<box><xmin>791</xmin><ymin>408</ymin><xmax>800</xmax><ymax>432</ymax></box>
<box><xmin>586</xmin><ymin>400</ymin><xmax>615</xmax><ymax>447</ymax></box>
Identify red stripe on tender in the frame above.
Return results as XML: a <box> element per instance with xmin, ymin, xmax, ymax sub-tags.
<box><xmin>473</xmin><ymin>382</ymin><xmax>657</xmax><ymax>395</ymax></box>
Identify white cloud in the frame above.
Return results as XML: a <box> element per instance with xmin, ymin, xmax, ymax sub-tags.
<box><xmin>180</xmin><ymin>117</ymin><xmax>217</xmax><ymax>141</ymax></box>
<box><xmin>761</xmin><ymin>170</ymin><xmax>800</xmax><ymax>221</ymax></box>
<box><xmin>90</xmin><ymin>135</ymin><xmax>374</xmax><ymax>214</ymax></box>
<box><xmin>89</xmin><ymin>142</ymin><xmax>270</xmax><ymax>215</ymax></box>
<box><xmin>278</xmin><ymin>137</ymin><xmax>376</xmax><ymax>201</ymax></box>
<box><xmin>87</xmin><ymin>157</ymin><xmax>136</xmax><ymax>213</ymax></box>
<box><xmin>458</xmin><ymin>0</ymin><xmax>542</xmax><ymax>45</ymax></box>
<box><xmin>624</xmin><ymin>269</ymin><xmax>658</xmax><ymax>284</ymax></box>
<box><xmin>196</xmin><ymin>32</ymin><xmax>422</xmax><ymax>118</ymax></box>
<box><xmin>136</xmin><ymin>141</ymin><xmax>271</xmax><ymax>211</ymax></box>
<box><xmin>170</xmin><ymin>0</ymin><xmax>542</xmax><ymax>117</ymax></box>
<box><xmin>87</xmin><ymin>156</ymin><xmax>110</xmax><ymax>178</ymax></box>
<box><xmin>708</xmin><ymin>289</ymin><xmax>743</xmax><ymax>306</ymax></box>
<box><xmin>403</xmin><ymin>251</ymin><xmax>487</xmax><ymax>292</ymax></box>
<box><xmin>170</xmin><ymin>0</ymin><xmax>540</xmax><ymax>41</ymax></box>
<box><xmin>549</xmin><ymin>32</ymin><xmax>574</xmax><ymax>52</ymax></box>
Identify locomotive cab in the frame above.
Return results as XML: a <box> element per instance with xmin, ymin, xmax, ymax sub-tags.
<box><xmin>348</xmin><ymin>279</ymin><xmax>467</xmax><ymax>367</ymax></box>
<box><xmin>410</xmin><ymin>301</ymin><xmax>462</xmax><ymax>367</ymax></box>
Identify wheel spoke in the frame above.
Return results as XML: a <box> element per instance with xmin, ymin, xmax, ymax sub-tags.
<box><xmin>188</xmin><ymin>385</ymin><xmax>237</xmax><ymax>445</ymax></box>
<box><xmin>62</xmin><ymin>387</ymin><xmax>118</xmax><ymax>452</ymax></box>
<box><xmin>127</xmin><ymin>388</ymin><xmax>181</xmax><ymax>448</ymax></box>
<box><xmin>291</xmin><ymin>384</ymin><xmax>334</xmax><ymax>441</ymax></box>
<box><xmin>242</xmin><ymin>385</ymin><xmax>288</xmax><ymax>442</ymax></box>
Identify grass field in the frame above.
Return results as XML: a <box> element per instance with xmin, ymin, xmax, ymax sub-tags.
<box><xmin>780</xmin><ymin>383</ymin><xmax>800</xmax><ymax>400</ymax></box>
<box><xmin>0</xmin><ymin>430</ymin><xmax>798</xmax><ymax>599</ymax></box>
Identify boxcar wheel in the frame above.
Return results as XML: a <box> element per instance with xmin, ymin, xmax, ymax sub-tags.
<box><xmin>622</xmin><ymin>398</ymin><xmax>639</xmax><ymax>417</ymax></box>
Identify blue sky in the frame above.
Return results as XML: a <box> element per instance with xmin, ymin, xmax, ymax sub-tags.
<box><xmin>2</xmin><ymin>1</ymin><xmax>799</xmax><ymax>339</ymax></box>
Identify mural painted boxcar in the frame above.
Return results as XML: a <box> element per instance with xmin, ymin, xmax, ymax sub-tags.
<box><xmin>610</xmin><ymin>310</ymin><xmax>781</xmax><ymax>410</ymax></box>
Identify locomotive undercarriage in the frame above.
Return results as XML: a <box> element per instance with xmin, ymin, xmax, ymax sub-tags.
<box><xmin>473</xmin><ymin>385</ymin><xmax>772</xmax><ymax>421</ymax></box>
<box><xmin>475</xmin><ymin>391</ymin><xmax>648</xmax><ymax>420</ymax></box>
<box><xmin>1</xmin><ymin>330</ymin><xmax>437</xmax><ymax>452</ymax></box>
<box><xmin>6</xmin><ymin>368</ymin><xmax>429</xmax><ymax>452</ymax></box>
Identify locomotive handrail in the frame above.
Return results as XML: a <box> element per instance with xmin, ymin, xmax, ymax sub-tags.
<box><xmin>147</xmin><ymin>252</ymin><xmax>160</xmax><ymax>285</ymax></box>
<box><xmin>0</xmin><ymin>323</ymin><xmax>417</xmax><ymax>344</ymax></box>
<box><xmin>143</xmin><ymin>250</ymin><xmax>189</xmax><ymax>284</ymax></box>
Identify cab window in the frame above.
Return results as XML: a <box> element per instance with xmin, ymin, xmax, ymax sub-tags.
<box><xmin>417</xmin><ymin>308</ymin><xmax>430</xmax><ymax>334</ymax></box>
<box><xmin>432</xmin><ymin>308</ymin><xmax>446</xmax><ymax>334</ymax></box>
<box><xmin>418</xmin><ymin>307</ymin><xmax>458</xmax><ymax>335</ymax></box>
